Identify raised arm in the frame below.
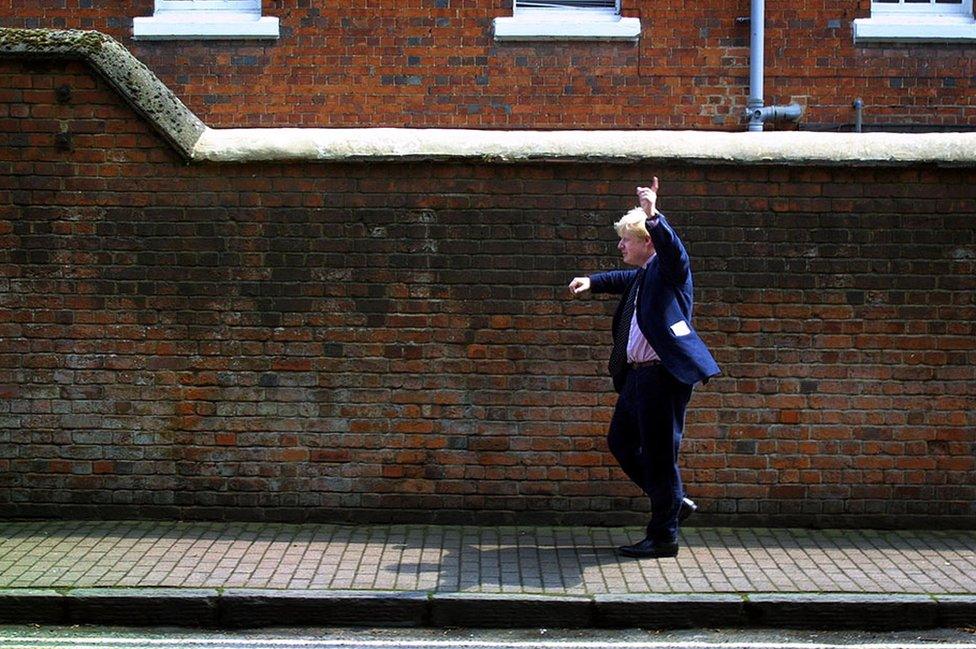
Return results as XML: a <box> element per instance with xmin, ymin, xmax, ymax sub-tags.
<box><xmin>638</xmin><ymin>179</ymin><xmax>689</xmax><ymax>286</ymax></box>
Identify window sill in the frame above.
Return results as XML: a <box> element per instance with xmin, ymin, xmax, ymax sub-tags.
<box><xmin>493</xmin><ymin>14</ymin><xmax>641</xmax><ymax>42</ymax></box>
<box><xmin>853</xmin><ymin>15</ymin><xmax>976</xmax><ymax>43</ymax></box>
<box><xmin>132</xmin><ymin>12</ymin><xmax>280</xmax><ymax>40</ymax></box>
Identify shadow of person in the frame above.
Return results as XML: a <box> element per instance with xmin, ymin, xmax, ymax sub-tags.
<box><xmin>384</xmin><ymin>526</ymin><xmax>630</xmax><ymax>594</ymax></box>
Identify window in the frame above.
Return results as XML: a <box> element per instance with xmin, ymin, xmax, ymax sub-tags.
<box><xmin>517</xmin><ymin>0</ymin><xmax>618</xmax><ymax>15</ymax></box>
<box><xmin>854</xmin><ymin>0</ymin><xmax>976</xmax><ymax>42</ymax></box>
<box><xmin>872</xmin><ymin>0</ymin><xmax>972</xmax><ymax>17</ymax></box>
<box><xmin>133</xmin><ymin>0</ymin><xmax>279</xmax><ymax>40</ymax></box>
<box><xmin>494</xmin><ymin>0</ymin><xmax>641</xmax><ymax>41</ymax></box>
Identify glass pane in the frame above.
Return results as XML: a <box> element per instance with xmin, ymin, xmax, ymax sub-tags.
<box><xmin>872</xmin><ymin>0</ymin><xmax>969</xmax><ymax>11</ymax></box>
<box><xmin>517</xmin><ymin>1</ymin><xmax>617</xmax><ymax>8</ymax></box>
<box><xmin>156</xmin><ymin>0</ymin><xmax>260</xmax><ymax>11</ymax></box>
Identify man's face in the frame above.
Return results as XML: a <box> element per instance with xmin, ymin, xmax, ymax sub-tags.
<box><xmin>618</xmin><ymin>232</ymin><xmax>655</xmax><ymax>267</ymax></box>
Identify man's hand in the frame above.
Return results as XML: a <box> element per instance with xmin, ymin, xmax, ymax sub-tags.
<box><xmin>568</xmin><ymin>277</ymin><xmax>591</xmax><ymax>295</ymax></box>
<box><xmin>637</xmin><ymin>177</ymin><xmax>660</xmax><ymax>219</ymax></box>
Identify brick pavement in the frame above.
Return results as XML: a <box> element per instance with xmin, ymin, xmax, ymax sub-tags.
<box><xmin>1</xmin><ymin>521</ymin><xmax>974</xmax><ymax>596</ymax></box>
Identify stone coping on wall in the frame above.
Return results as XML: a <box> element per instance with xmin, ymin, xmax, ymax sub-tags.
<box><xmin>0</xmin><ymin>28</ymin><xmax>206</xmax><ymax>159</ymax></box>
<box><xmin>194</xmin><ymin>126</ymin><xmax>976</xmax><ymax>166</ymax></box>
<box><xmin>3</xmin><ymin>27</ymin><xmax>976</xmax><ymax>167</ymax></box>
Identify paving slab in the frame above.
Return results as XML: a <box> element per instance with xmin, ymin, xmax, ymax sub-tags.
<box><xmin>0</xmin><ymin>521</ymin><xmax>973</xmax><ymax>630</ymax></box>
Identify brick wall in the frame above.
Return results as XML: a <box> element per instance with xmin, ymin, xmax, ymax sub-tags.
<box><xmin>2</xmin><ymin>0</ymin><xmax>975</xmax><ymax>130</ymax></box>
<box><xmin>1</xmin><ymin>58</ymin><xmax>975</xmax><ymax>527</ymax></box>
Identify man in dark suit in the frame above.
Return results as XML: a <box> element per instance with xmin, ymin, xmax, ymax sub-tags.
<box><xmin>569</xmin><ymin>178</ymin><xmax>720</xmax><ymax>558</ymax></box>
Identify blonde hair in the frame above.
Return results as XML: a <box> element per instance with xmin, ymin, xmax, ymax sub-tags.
<box><xmin>613</xmin><ymin>207</ymin><xmax>650</xmax><ymax>240</ymax></box>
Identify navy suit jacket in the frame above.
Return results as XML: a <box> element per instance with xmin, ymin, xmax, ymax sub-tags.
<box><xmin>590</xmin><ymin>213</ymin><xmax>721</xmax><ymax>390</ymax></box>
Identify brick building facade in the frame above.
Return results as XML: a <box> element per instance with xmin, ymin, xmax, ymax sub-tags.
<box><xmin>3</xmin><ymin>0</ymin><xmax>975</xmax><ymax>130</ymax></box>
<box><xmin>1</xmin><ymin>0</ymin><xmax>974</xmax><ymax>527</ymax></box>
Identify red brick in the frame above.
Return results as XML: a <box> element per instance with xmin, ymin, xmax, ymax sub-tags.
<box><xmin>0</xmin><ymin>59</ymin><xmax>973</xmax><ymax>527</ymax></box>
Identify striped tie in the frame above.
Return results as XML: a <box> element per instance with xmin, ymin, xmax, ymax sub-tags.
<box><xmin>608</xmin><ymin>268</ymin><xmax>644</xmax><ymax>378</ymax></box>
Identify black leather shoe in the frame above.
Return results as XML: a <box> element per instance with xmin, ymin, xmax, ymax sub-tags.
<box><xmin>679</xmin><ymin>496</ymin><xmax>698</xmax><ymax>523</ymax></box>
<box><xmin>618</xmin><ymin>538</ymin><xmax>679</xmax><ymax>559</ymax></box>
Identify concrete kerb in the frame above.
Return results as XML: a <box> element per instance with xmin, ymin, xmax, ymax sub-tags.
<box><xmin>0</xmin><ymin>589</ymin><xmax>68</xmax><ymax>625</ymax></box>
<box><xmin>429</xmin><ymin>592</ymin><xmax>592</xmax><ymax>628</ymax></box>
<box><xmin>218</xmin><ymin>589</ymin><xmax>429</xmax><ymax>629</ymax></box>
<box><xmin>66</xmin><ymin>588</ymin><xmax>219</xmax><ymax>628</ymax></box>
<box><xmin>594</xmin><ymin>593</ymin><xmax>747</xmax><ymax>628</ymax></box>
<box><xmin>1</xmin><ymin>588</ymin><xmax>973</xmax><ymax>630</ymax></box>
<box><xmin>743</xmin><ymin>593</ymin><xmax>941</xmax><ymax>630</ymax></box>
<box><xmin>933</xmin><ymin>595</ymin><xmax>976</xmax><ymax>629</ymax></box>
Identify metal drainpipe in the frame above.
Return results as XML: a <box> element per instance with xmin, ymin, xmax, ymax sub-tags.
<box><xmin>746</xmin><ymin>0</ymin><xmax>803</xmax><ymax>131</ymax></box>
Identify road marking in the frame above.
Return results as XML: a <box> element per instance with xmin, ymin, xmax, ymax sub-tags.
<box><xmin>1</xmin><ymin>637</ymin><xmax>975</xmax><ymax>649</ymax></box>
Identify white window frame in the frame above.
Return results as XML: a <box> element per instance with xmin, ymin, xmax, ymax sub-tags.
<box><xmin>871</xmin><ymin>0</ymin><xmax>972</xmax><ymax>16</ymax></box>
<box><xmin>854</xmin><ymin>0</ymin><xmax>976</xmax><ymax>42</ymax></box>
<box><xmin>494</xmin><ymin>0</ymin><xmax>641</xmax><ymax>42</ymax></box>
<box><xmin>133</xmin><ymin>0</ymin><xmax>279</xmax><ymax>41</ymax></box>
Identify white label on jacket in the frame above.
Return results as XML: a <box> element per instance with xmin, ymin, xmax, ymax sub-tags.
<box><xmin>670</xmin><ymin>320</ymin><xmax>691</xmax><ymax>337</ymax></box>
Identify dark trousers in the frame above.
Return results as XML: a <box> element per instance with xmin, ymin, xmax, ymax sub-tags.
<box><xmin>607</xmin><ymin>364</ymin><xmax>693</xmax><ymax>543</ymax></box>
